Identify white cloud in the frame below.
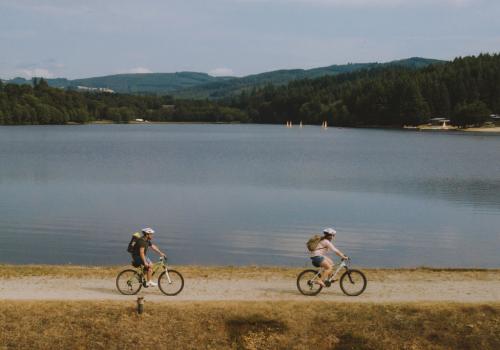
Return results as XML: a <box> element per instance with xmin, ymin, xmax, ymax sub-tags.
<box><xmin>127</xmin><ymin>67</ymin><xmax>153</xmax><ymax>74</ymax></box>
<box><xmin>208</xmin><ymin>67</ymin><xmax>234</xmax><ymax>76</ymax></box>
<box><xmin>16</xmin><ymin>68</ymin><xmax>54</xmax><ymax>78</ymax></box>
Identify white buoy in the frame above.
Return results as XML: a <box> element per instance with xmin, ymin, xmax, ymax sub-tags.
<box><xmin>300</xmin><ymin>121</ymin><xmax>303</xmax><ymax>128</ymax></box>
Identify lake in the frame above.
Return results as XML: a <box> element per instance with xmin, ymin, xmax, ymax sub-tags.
<box><xmin>0</xmin><ymin>124</ymin><xmax>499</xmax><ymax>267</ymax></box>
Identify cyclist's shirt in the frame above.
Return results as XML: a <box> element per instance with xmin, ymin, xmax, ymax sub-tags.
<box><xmin>132</xmin><ymin>237</ymin><xmax>152</xmax><ymax>258</ymax></box>
<box><xmin>310</xmin><ymin>239</ymin><xmax>341</xmax><ymax>257</ymax></box>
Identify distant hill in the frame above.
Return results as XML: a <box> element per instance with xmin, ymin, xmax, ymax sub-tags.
<box><xmin>3</xmin><ymin>57</ymin><xmax>444</xmax><ymax>98</ymax></box>
<box><xmin>5</xmin><ymin>72</ymin><xmax>230</xmax><ymax>95</ymax></box>
<box><xmin>172</xmin><ymin>57</ymin><xmax>445</xmax><ymax>99</ymax></box>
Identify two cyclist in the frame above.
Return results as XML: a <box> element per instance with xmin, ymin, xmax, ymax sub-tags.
<box><xmin>128</xmin><ymin>226</ymin><xmax>347</xmax><ymax>289</ymax></box>
<box><xmin>310</xmin><ymin>227</ymin><xmax>348</xmax><ymax>287</ymax></box>
<box><xmin>131</xmin><ymin>227</ymin><xmax>167</xmax><ymax>287</ymax></box>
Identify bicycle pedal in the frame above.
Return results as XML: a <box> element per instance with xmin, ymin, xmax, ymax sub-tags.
<box><xmin>324</xmin><ymin>281</ymin><xmax>332</xmax><ymax>287</ymax></box>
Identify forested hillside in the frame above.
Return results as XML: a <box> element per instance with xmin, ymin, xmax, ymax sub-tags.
<box><xmin>171</xmin><ymin>57</ymin><xmax>443</xmax><ymax>99</ymax></box>
<box><xmin>229</xmin><ymin>54</ymin><xmax>500</xmax><ymax>127</ymax></box>
<box><xmin>5</xmin><ymin>72</ymin><xmax>229</xmax><ymax>95</ymax></box>
<box><xmin>3</xmin><ymin>58</ymin><xmax>441</xmax><ymax>98</ymax></box>
<box><xmin>0</xmin><ymin>79</ymin><xmax>246</xmax><ymax>124</ymax></box>
<box><xmin>0</xmin><ymin>54</ymin><xmax>498</xmax><ymax>126</ymax></box>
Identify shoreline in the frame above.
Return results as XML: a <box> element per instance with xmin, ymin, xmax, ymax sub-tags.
<box><xmin>1</xmin><ymin>263</ymin><xmax>499</xmax><ymax>278</ymax></box>
<box><xmin>2</xmin><ymin>121</ymin><xmax>500</xmax><ymax>132</ymax></box>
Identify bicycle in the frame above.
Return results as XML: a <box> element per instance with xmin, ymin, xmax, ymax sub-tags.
<box><xmin>116</xmin><ymin>256</ymin><xmax>184</xmax><ymax>296</ymax></box>
<box><xmin>296</xmin><ymin>258</ymin><xmax>367</xmax><ymax>296</ymax></box>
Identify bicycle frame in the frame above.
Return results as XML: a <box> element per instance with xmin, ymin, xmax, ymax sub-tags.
<box><xmin>134</xmin><ymin>257</ymin><xmax>173</xmax><ymax>283</ymax></box>
<box><xmin>311</xmin><ymin>259</ymin><xmax>349</xmax><ymax>283</ymax></box>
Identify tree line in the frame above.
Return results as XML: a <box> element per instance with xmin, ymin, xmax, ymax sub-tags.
<box><xmin>228</xmin><ymin>53</ymin><xmax>500</xmax><ymax>127</ymax></box>
<box><xmin>0</xmin><ymin>53</ymin><xmax>498</xmax><ymax>127</ymax></box>
<box><xmin>0</xmin><ymin>79</ymin><xmax>247</xmax><ymax>125</ymax></box>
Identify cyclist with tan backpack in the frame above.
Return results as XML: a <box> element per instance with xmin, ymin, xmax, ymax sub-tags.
<box><xmin>307</xmin><ymin>228</ymin><xmax>348</xmax><ymax>287</ymax></box>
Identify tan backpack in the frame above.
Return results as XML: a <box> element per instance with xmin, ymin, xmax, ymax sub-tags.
<box><xmin>306</xmin><ymin>234</ymin><xmax>322</xmax><ymax>252</ymax></box>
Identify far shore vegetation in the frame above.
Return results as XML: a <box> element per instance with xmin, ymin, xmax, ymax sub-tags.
<box><xmin>0</xmin><ymin>54</ymin><xmax>499</xmax><ymax>129</ymax></box>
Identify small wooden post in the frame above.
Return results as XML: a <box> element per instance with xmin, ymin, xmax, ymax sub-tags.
<box><xmin>137</xmin><ymin>296</ymin><xmax>145</xmax><ymax>314</ymax></box>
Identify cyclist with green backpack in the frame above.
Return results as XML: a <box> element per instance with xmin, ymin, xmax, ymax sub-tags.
<box><xmin>307</xmin><ymin>228</ymin><xmax>348</xmax><ymax>287</ymax></box>
<box><xmin>127</xmin><ymin>227</ymin><xmax>167</xmax><ymax>287</ymax></box>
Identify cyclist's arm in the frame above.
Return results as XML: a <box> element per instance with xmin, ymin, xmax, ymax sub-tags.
<box><xmin>151</xmin><ymin>244</ymin><xmax>166</xmax><ymax>257</ymax></box>
<box><xmin>327</xmin><ymin>241</ymin><xmax>348</xmax><ymax>260</ymax></box>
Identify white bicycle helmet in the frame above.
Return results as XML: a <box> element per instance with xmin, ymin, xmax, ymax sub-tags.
<box><xmin>323</xmin><ymin>227</ymin><xmax>336</xmax><ymax>235</ymax></box>
<box><xmin>141</xmin><ymin>227</ymin><xmax>155</xmax><ymax>235</ymax></box>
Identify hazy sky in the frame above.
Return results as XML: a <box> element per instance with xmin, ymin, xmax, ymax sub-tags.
<box><xmin>1</xmin><ymin>0</ymin><xmax>499</xmax><ymax>79</ymax></box>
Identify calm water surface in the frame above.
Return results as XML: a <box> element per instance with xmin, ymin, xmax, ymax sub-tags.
<box><xmin>0</xmin><ymin>124</ymin><xmax>499</xmax><ymax>267</ymax></box>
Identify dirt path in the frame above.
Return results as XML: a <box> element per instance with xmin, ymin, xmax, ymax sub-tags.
<box><xmin>1</xmin><ymin>270</ymin><xmax>499</xmax><ymax>302</ymax></box>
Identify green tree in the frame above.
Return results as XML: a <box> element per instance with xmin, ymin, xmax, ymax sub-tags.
<box><xmin>451</xmin><ymin>100</ymin><xmax>491</xmax><ymax>127</ymax></box>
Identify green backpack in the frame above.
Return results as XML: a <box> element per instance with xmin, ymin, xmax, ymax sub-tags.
<box><xmin>306</xmin><ymin>234</ymin><xmax>322</xmax><ymax>252</ymax></box>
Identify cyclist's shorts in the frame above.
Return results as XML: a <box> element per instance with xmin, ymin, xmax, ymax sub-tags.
<box><xmin>311</xmin><ymin>256</ymin><xmax>324</xmax><ymax>268</ymax></box>
<box><xmin>132</xmin><ymin>255</ymin><xmax>151</xmax><ymax>267</ymax></box>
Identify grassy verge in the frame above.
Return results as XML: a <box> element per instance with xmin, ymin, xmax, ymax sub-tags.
<box><xmin>1</xmin><ymin>264</ymin><xmax>499</xmax><ymax>281</ymax></box>
<box><xmin>0</xmin><ymin>301</ymin><xmax>498</xmax><ymax>350</ymax></box>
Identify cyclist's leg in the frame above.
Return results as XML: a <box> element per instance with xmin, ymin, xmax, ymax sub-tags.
<box><xmin>320</xmin><ymin>258</ymin><xmax>333</xmax><ymax>283</ymax></box>
<box><xmin>311</xmin><ymin>256</ymin><xmax>326</xmax><ymax>287</ymax></box>
<box><xmin>144</xmin><ymin>257</ymin><xmax>153</xmax><ymax>282</ymax></box>
<box><xmin>325</xmin><ymin>257</ymin><xmax>335</xmax><ymax>278</ymax></box>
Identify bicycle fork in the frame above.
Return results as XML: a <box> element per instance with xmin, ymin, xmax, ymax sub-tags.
<box><xmin>163</xmin><ymin>267</ymin><xmax>173</xmax><ymax>284</ymax></box>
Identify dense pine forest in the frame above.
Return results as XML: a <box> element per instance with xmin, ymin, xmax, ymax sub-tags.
<box><xmin>229</xmin><ymin>53</ymin><xmax>500</xmax><ymax>127</ymax></box>
<box><xmin>0</xmin><ymin>54</ymin><xmax>498</xmax><ymax>126</ymax></box>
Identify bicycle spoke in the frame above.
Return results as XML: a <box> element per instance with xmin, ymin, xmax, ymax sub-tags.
<box><xmin>116</xmin><ymin>269</ymin><xmax>143</xmax><ymax>295</ymax></box>
<box><xmin>297</xmin><ymin>270</ymin><xmax>323</xmax><ymax>296</ymax></box>
<box><xmin>158</xmin><ymin>270</ymin><xmax>184</xmax><ymax>296</ymax></box>
<box><xmin>340</xmin><ymin>269</ymin><xmax>367</xmax><ymax>296</ymax></box>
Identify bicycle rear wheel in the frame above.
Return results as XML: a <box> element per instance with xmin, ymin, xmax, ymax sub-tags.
<box><xmin>116</xmin><ymin>269</ymin><xmax>143</xmax><ymax>295</ymax></box>
<box><xmin>296</xmin><ymin>269</ymin><xmax>323</xmax><ymax>296</ymax></box>
<box><xmin>339</xmin><ymin>269</ymin><xmax>367</xmax><ymax>296</ymax></box>
<box><xmin>158</xmin><ymin>270</ymin><xmax>184</xmax><ymax>296</ymax></box>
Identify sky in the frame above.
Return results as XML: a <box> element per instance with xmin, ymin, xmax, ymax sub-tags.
<box><xmin>1</xmin><ymin>0</ymin><xmax>499</xmax><ymax>79</ymax></box>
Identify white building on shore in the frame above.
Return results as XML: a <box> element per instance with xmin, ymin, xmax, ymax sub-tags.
<box><xmin>76</xmin><ymin>86</ymin><xmax>115</xmax><ymax>93</ymax></box>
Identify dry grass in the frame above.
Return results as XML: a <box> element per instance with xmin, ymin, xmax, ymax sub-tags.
<box><xmin>0</xmin><ymin>301</ymin><xmax>499</xmax><ymax>350</ymax></box>
<box><xmin>1</xmin><ymin>264</ymin><xmax>499</xmax><ymax>281</ymax></box>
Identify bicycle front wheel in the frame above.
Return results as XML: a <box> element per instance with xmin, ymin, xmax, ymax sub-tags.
<box><xmin>339</xmin><ymin>269</ymin><xmax>367</xmax><ymax>296</ymax></box>
<box><xmin>158</xmin><ymin>270</ymin><xmax>184</xmax><ymax>296</ymax></box>
<box><xmin>116</xmin><ymin>269</ymin><xmax>143</xmax><ymax>295</ymax></box>
<box><xmin>297</xmin><ymin>269</ymin><xmax>323</xmax><ymax>296</ymax></box>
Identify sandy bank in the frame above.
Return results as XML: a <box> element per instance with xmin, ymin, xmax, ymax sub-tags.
<box><xmin>463</xmin><ymin>126</ymin><xmax>500</xmax><ymax>132</ymax></box>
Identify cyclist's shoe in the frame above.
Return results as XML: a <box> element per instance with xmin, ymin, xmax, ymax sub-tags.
<box><xmin>147</xmin><ymin>281</ymin><xmax>158</xmax><ymax>287</ymax></box>
<box><xmin>142</xmin><ymin>280</ymin><xmax>148</xmax><ymax>288</ymax></box>
<box><xmin>324</xmin><ymin>280</ymin><xmax>332</xmax><ymax>288</ymax></box>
